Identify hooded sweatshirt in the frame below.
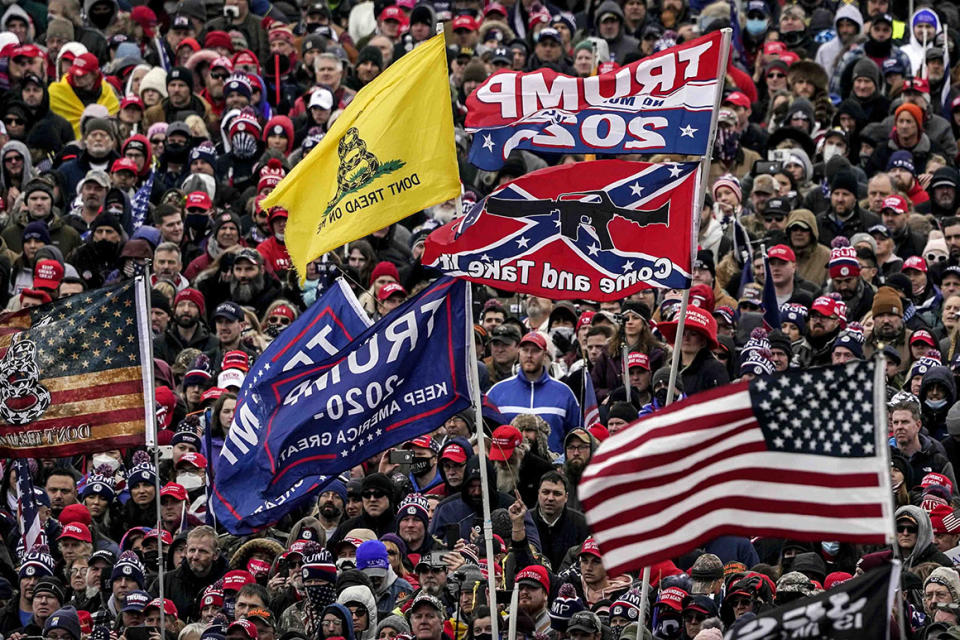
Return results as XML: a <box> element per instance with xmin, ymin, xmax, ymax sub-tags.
<box><xmin>902</xmin><ymin>8</ymin><xmax>942</xmax><ymax>76</ymax></box>
<box><xmin>0</xmin><ymin>140</ymin><xmax>34</xmax><ymax>192</ymax></box>
<box><xmin>919</xmin><ymin>366</ymin><xmax>957</xmax><ymax>441</ymax></box>
<box><xmin>337</xmin><ymin>585</ymin><xmax>378</xmax><ymax>640</ymax></box>
<box><xmin>814</xmin><ymin>4</ymin><xmax>863</xmax><ymax>76</ymax></box>
<box><xmin>1</xmin><ymin>5</ymin><xmax>35</xmax><ymax>43</ymax></box>
<box><xmin>895</xmin><ymin>504</ymin><xmax>952</xmax><ymax>568</ymax></box>
<box><xmin>592</xmin><ymin>0</ymin><xmax>640</xmax><ymax>63</ymax></box>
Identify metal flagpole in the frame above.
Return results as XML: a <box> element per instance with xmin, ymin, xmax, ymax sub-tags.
<box><xmin>635</xmin><ymin>27</ymin><xmax>733</xmax><ymax>639</ymax></box>
<box><xmin>459</xmin><ymin>196</ymin><xmax>500</xmax><ymax>640</ymax></box>
<box><xmin>140</xmin><ymin>262</ymin><xmax>165</xmax><ymax>635</ymax></box>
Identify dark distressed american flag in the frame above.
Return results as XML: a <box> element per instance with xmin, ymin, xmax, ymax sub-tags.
<box><xmin>578</xmin><ymin>360</ymin><xmax>894</xmax><ymax>576</ymax></box>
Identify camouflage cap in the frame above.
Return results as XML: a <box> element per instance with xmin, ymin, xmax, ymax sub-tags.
<box><xmin>776</xmin><ymin>571</ymin><xmax>818</xmax><ymax>597</ymax></box>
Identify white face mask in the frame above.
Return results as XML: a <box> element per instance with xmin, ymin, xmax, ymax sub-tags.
<box><xmin>176</xmin><ymin>472</ymin><xmax>204</xmax><ymax>491</ymax></box>
<box><xmin>92</xmin><ymin>454</ymin><xmax>121</xmax><ymax>473</ymax></box>
<box><xmin>822</xmin><ymin>143</ymin><xmax>843</xmax><ymax>163</ymax></box>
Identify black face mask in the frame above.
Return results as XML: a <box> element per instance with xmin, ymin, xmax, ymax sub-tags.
<box><xmin>142</xmin><ymin>549</ymin><xmax>160</xmax><ymax>571</ymax></box>
<box><xmin>780</xmin><ymin>30</ymin><xmax>806</xmax><ymax>47</ymax></box>
<box><xmin>185</xmin><ymin>213</ymin><xmax>209</xmax><ymax>232</ymax></box>
<box><xmin>92</xmin><ymin>239</ymin><xmax>118</xmax><ymax>258</ymax></box>
<box><xmin>305</xmin><ymin>583</ymin><xmax>337</xmax><ymax>610</ymax></box>
<box><xmin>654</xmin><ymin>387</ymin><xmax>669</xmax><ymax>406</ymax></box>
<box><xmin>163</xmin><ymin>143</ymin><xmax>189</xmax><ymax>165</ymax></box>
<box><xmin>411</xmin><ymin>456</ymin><xmax>433</xmax><ymax>476</ymax></box>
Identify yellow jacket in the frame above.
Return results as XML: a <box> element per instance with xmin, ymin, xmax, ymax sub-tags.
<box><xmin>48</xmin><ymin>76</ymin><xmax>120</xmax><ymax>139</ymax></box>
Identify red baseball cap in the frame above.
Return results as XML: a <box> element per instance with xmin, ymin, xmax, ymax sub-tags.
<box><xmin>576</xmin><ymin>311</ymin><xmax>595</xmax><ymax>332</ymax></box>
<box><xmin>452</xmin><ymin>15</ymin><xmax>479</xmax><ymax>31</ymax></box>
<box><xmin>186</xmin><ymin>191</ymin><xmax>212</xmax><ymax>211</ymax></box>
<box><xmin>810</xmin><ymin>296</ymin><xmax>838</xmax><ymax>318</ymax></box>
<box><xmin>484</xmin><ymin>2</ymin><xmax>507</xmax><ymax>17</ymax></box>
<box><xmin>59</xmin><ymin>523</ymin><xmax>92</xmax><ymax>543</ymax></box>
<box><xmin>145</xmin><ymin>598</ymin><xmax>178</xmax><ymax>617</ymax></box>
<box><xmin>120</xmin><ymin>96</ymin><xmax>144</xmax><ymax>110</ymax></box>
<box><xmin>70</xmin><ymin>53</ymin><xmax>100</xmax><ymax>77</ymax></box>
<box><xmin>177</xmin><ymin>451</ymin><xmax>208</xmax><ymax>469</ymax></box>
<box><xmin>763</xmin><ymin>41</ymin><xmax>788</xmax><ymax>56</ymax></box>
<box><xmin>515</xmin><ymin>565</ymin><xmax>549</xmax><ymax>591</ymax></box>
<box><xmin>657</xmin><ymin>587</ymin><xmax>687</xmax><ymax>612</ymax></box>
<box><xmin>881</xmin><ymin>194</ymin><xmax>909</xmax><ymax>215</ymax></box>
<box><xmin>227</xmin><ymin>620</ymin><xmax>258</xmax><ymax>639</ymax></box>
<box><xmin>580</xmin><ymin>538</ymin><xmax>602</xmax><ymax>558</ymax></box>
<box><xmin>379</xmin><ymin>6</ymin><xmax>407</xmax><ymax>22</ymax></box>
<box><xmin>903</xmin><ymin>255</ymin><xmax>928</xmax><ymax>273</ymax></box>
<box><xmin>223</xmin><ymin>570</ymin><xmax>256</xmax><ymax>592</ymax></box>
<box><xmin>404</xmin><ymin>435</ymin><xmax>433</xmax><ymax>451</ymax></box>
<box><xmin>111</xmin><ymin>157</ymin><xmax>139</xmax><ymax>174</ymax></box>
<box><xmin>160</xmin><ymin>483</ymin><xmax>188</xmax><ymax>502</ymax></box>
<box><xmin>519</xmin><ymin>331</ymin><xmax>547</xmax><ymax>350</ymax></box>
<box><xmin>911</xmin><ymin>330</ymin><xmax>936</xmax><ymax>348</ymax></box>
<box><xmin>440</xmin><ymin>443</ymin><xmax>468</xmax><ymax>464</ymax></box>
<box><xmin>33</xmin><ymin>259</ymin><xmax>64</xmax><ymax>291</ymax></box>
<box><xmin>144</xmin><ymin>528</ymin><xmax>173</xmax><ymax>544</ymax></box>
<box><xmin>904</xmin><ymin>77</ymin><xmax>930</xmax><ymax>94</ymax></box>
<box><xmin>767</xmin><ymin>244</ymin><xmax>796</xmax><ymax>262</ymax></box>
<box><xmin>201</xmin><ymin>590</ymin><xmax>224</xmax><ymax>608</ymax></box>
<box><xmin>489</xmin><ymin>425</ymin><xmax>522</xmax><ymax>462</ymax></box>
<box><xmin>377</xmin><ymin>282</ymin><xmax>407</xmax><ymax>302</ymax></box>
<box><xmin>627</xmin><ymin>352</ymin><xmax>650</xmax><ymax>371</ymax></box>
<box><xmin>722</xmin><ymin>91</ymin><xmax>751</xmax><ymax>109</ymax></box>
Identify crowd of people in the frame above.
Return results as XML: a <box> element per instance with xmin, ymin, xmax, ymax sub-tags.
<box><xmin>4</xmin><ymin>0</ymin><xmax>960</xmax><ymax>638</ymax></box>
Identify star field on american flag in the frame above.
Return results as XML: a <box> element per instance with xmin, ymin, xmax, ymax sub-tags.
<box><xmin>749</xmin><ymin>361</ymin><xmax>876</xmax><ymax>457</ymax></box>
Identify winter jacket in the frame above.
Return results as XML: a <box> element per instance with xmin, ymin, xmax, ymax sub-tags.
<box><xmin>152</xmin><ymin>323</ymin><xmax>219</xmax><ymax>365</ymax></box>
<box><xmin>157</xmin><ymin>554</ymin><xmax>228</xmax><ymax>620</ymax></box>
<box><xmin>815</xmin><ymin>205</ymin><xmax>882</xmax><ymax>247</ymax></box>
<box><xmin>867</xmin><ymin>133</ymin><xmax>942</xmax><ymax>179</ymax></box>
<box><xmin>787</xmin><ymin>209</ymin><xmax>832</xmax><ymax>287</ymax></box>
<box><xmin>142</xmin><ymin>94</ymin><xmax>215</xmax><ymax>132</ymax></box>
<box><xmin>902</xmin><ymin>433</ymin><xmax>957</xmax><ymax>492</ymax></box>
<box><xmin>593</xmin><ymin>0</ymin><xmax>640</xmax><ymax>63</ymax></box>
<box><xmin>22</xmin><ymin>79</ymin><xmax>75</xmax><ymax>155</ymax></box>
<box><xmin>813</xmin><ymin>4</ymin><xmax>863</xmax><ymax>77</ymax></box>
<box><xmin>0</xmin><ymin>140</ymin><xmax>34</xmax><ymax>193</ymax></box>
<box><xmin>919</xmin><ymin>366</ymin><xmax>957</xmax><ymax>442</ymax></box>
<box><xmin>532</xmin><ymin>506</ymin><xmax>590</xmax><ymax>572</ymax></box>
<box><xmin>337</xmin><ymin>585</ymin><xmax>378</xmax><ymax>640</ymax></box>
<box><xmin>680</xmin><ymin>348</ymin><xmax>729</xmax><ymax>398</ymax></box>
<box><xmin>372</xmin><ymin>568</ymin><xmax>413</xmax><ymax>620</ymax></box>
<box><xmin>1</xmin><ymin>207</ymin><xmax>82</xmax><ymax>257</ymax></box>
<box><xmin>895</xmin><ymin>505</ymin><xmax>953</xmax><ymax>569</ymax></box>
<box><xmin>57</xmin><ymin>148</ymin><xmax>121</xmax><ymax>198</ymax></box>
<box><xmin>488</xmin><ymin>367</ymin><xmax>581</xmax><ymax>454</ymax></box>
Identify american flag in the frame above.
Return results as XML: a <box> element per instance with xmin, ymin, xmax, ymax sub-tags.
<box><xmin>578</xmin><ymin>361</ymin><xmax>894</xmax><ymax>575</ymax></box>
<box><xmin>15</xmin><ymin>459</ymin><xmax>45</xmax><ymax>551</ymax></box>
<box><xmin>582</xmin><ymin>367</ymin><xmax>599</xmax><ymax>428</ymax></box>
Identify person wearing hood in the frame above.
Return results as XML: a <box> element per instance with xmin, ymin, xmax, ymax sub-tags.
<box><xmin>592</xmin><ymin>0</ymin><xmax>639</xmax><ymax>64</ymax></box>
<box><xmin>921</xmin><ymin>366</ymin><xmax>958</xmax><ymax>441</ymax></box>
<box><xmin>560</xmin><ymin>428</ymin><xmax>595</xmax><ymax>512</ymax></box>
<box><xmin>337</xmin><ymin>583</ymin><xmax>379</xmax><ymax>640</ymax></box>
<box><xmin>0</xmin><ymin>140</ymin><xmax>34</xmax><ymax>202</ymax></box>
<box><xmin>67</xmin><ymin>212</ymin><xmax>126</xmax><ymax>290</ymax></box>
<box><xmin>429</xmin><ymin>456</ymin><xmax>541</xmax><ymax>547</ymax></box>
<box><xmin>709</xmin><ymin>108</ymin><xmax>760</xmax><ymax>184</ymax></box>
<box><xmin>438</xmin><ymin>436</ymin><xmax>474</xmax><ymax>495</ymax></box>
<box><xmin>903</xmin><ymin>255</ymin><xmax>943</xmax><ymax>328</ymax></box>
<box><xmin>896</xmin><ymin>505</ymin><xmax>953</xmax><ymax>569</ymax></box>
<box><xmin>785</xmin><ymin>208</ymin><xmax>831</xmax><ymax>288</ymax></box>
<box><xmin>814</xmin><ymin>3</ymin><xmax>863</xmax><ymax>77</ymax></box>
<box><xmin>1</xmin><ymin>5</ymin><xmax>36</xmax><ymax>45</ymax></box>
<box><xmin>901</xmin><ymin>8</ymin><xmax>943</xmax><ymax>76</ymax></box>
<box><xmin>355</xmin><ymin>540</ymin><xmax>412</xmax><ymax>620</ymax></box>
<box><xmin>48</xmin><ymin>53</ymin><xmax>120</xmax><ymax>139</ymax></box>
<box><xmin>18</xmin><ymin>74</ymin><xmax>74</xmax><ymax>156</ymax></box>
<box><xmin>832</xmin><ymin>13</ymin><xmax>912</xmax><ymax>99</ymax></box>
<box><xmin>891</xmin><ymin>397</ymin><xmax>957</xmax><ymax>494</ymax></box>
<box><xmin>3</xmin><ymin>177</ymin><xmax>82</xmax><ymax>257</ymax></box>
<box><xmin>919</xmin><ymin>167</ymin><xmax>960</xmax><ymax>219</ymax></box>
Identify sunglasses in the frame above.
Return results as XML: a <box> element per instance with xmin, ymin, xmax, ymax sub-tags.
<box><xmin>362</xmin><ymin>490</ymin><xmax>386</xmax><ymax>499</ymax></box>
<box><xmin>150</xmin><ymin>138</ymin><xmax>165</xmax><ymax>145</ymax></box>
<box><xmin>767</xmin><ymin>72</ymin><xmax>786</xmax><ymax>79</ymax></box>
<box><xmin>348</xmin><ymin>605</ymin><xmax>368</xmax><ymax>617</ymax></box>
<box><xmin>764</xmin><ymin>213</ymin><xmax>785</xmax><ymax>222</ymax></box>
<box><xmin>683</xmin><ymin>611</ymin><xmax>707</xmax><ymax>623</ymax></box>
<box><xmin>267</xmin><ymin>316</ymin><xmax>291</xmax><ymax>326</ymax></box>
<box><xmin>730</xmin><ymin>597</ymin><xmax>752</xmax><ymax>608</ymax></box>
<box><xmin>927</xmin><ymin>254</ymin><xmax>947</xmax><ymax>263</ymax></box>
<box><xmin>3</xmin><ymin>154</ymin><xmax>22</xmax><ymax>162</ymax></box>
<box><xmin>211</xmin><ymin>72</ymin><xmax>229</xmax><ymax>80</ymax></box>
<box><xmin>897</xmin><ymin>524</ymin><xmax>918</xmax><ymax>534</ymax></box>
<box><xmin>3</xmin><ymin>117</ymin><xmax>24</xmax><ymax>125</ymax></box>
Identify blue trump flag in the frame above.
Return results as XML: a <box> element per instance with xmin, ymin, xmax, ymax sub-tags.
<box><xmin>211</xmin><ymin>277</ymin><xmax>473</xmax><ymax>533</ymax></box>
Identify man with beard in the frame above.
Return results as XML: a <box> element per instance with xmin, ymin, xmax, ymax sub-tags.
<box><xmin>488</xmin><ymin>425</ymin><xmax>553</xmax><ymax>509</ymax></box>
<box><xmin>863</xmin><ymin>286</ymin><xmax>912</xmax><ymax>371</ymax></box>
<box><xmin>57</xmin><ymin>118</ymin><xmax>121</xmax><ymax>197</ymax></box>
<box><xmin>226</xmin><ymin>249</ymin><xmax>281</xmax><ymax>317</ymax></box>
<box><xmin>832</xmin><ymin>14</ymin><xmax>911</xmax><ymax>107</ymax></box>
<box><xmin>523</xmin><ymin>296</ymin><xmax>553</xmax><ymax>331</ymax></box>
<box><xmin>881</xmin><ymin>193</ymin><xmax>925</xmax><ymax>258</ymax></box>
<box><xmin>797</xmin><ymin>296</ymin><xmax>843</xmax><ymax>368</ymax></box>
<box><xmin>562</xmin><ymin>428</ymin><xmax>596</xmax><ymax>512</ymax></box>
<box><xmin>67</xmin><ymin>213</ymin><xmax>125</xmax><ymax>290</ymax></box>
<box><xmin>315</xmin><ymin>480</ymin><xmax>347</xmax><ymax>541</ymax></box>
<box><xmin>825</xmin><ymin>243</ymin><xmax>874</xmax><ymax>321</ymax></box>
<box><xmin>817</xmin><ymin>170</ymin><xmax>882</xmax><ymax>246</ymax></box>
<box><xmin>887</xmin><ymin>151</ymin><xmax>931</xmax><ymax>208</ymax></box>
<box><xmin>65</xmin><ymin>170</ymin><xmax>112</xmax><ymax>236</ymax></box>
<box><xmin>513</xmin><ymin>565</ymin><xmax>551</xmax><ymax>634</ymax></box>
<box><xmin>153</xmin><ymin>288</ymin><xmax>217</xmax><ymax>365</ymax></box>
<box><xmin>920</xmin><ymin>168</ymin><xmax>960</xmax><ymax>219</ymax></box>
<box><xmin>531</xmin><ymin>471</ymin><xmax>589</xmax><ymax>572</ymax></box>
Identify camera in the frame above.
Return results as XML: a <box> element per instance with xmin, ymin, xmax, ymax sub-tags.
<box><xmin>389</xmin><ymin>449</ymin><xmax>413</xmax><ymax>464</ymax></box>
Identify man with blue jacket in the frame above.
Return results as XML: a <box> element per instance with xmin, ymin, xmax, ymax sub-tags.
<box><xmin>488</xmin><ymin>332</ymin><xmax>581</xmax><ymax>455</ymax></box>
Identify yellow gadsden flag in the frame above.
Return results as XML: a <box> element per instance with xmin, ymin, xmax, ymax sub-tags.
<box><xmin>261</xmin><ymin>33</ymin><xmax>460</xmax><ymax>277</ymax></box>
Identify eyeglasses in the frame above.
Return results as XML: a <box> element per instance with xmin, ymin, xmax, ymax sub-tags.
<box><xmin>362</xmin><ymin>490</ymin><xmax>387</xmax><ymax>499</ymax></box>
<box><xmin>767</xmin><ymin>72</ymin><xmax>786</xmax><ymax>79</ymax></box>
<box><xmin>3</xmin><ymin>117</ymin><xmax>24</xmax><ymax>126</ymax></box>
<box><xmin>566</xmin><ymin>443</ymin><xmax>590</xmax><ymax>453</ymax></box>
<box><xmin>69</xmin><ymin>566</ymin><xmax>88</xmax><ymax>575</ymax></box>
<box><xmin>321</xmin><ymin>620</ymin><xmax>342</xmax><ymax>627</ymax></box>
<box><xmin>897</xmin><ymin>523</ymin><xmax>918</xmax><ymax>534</ymax></box>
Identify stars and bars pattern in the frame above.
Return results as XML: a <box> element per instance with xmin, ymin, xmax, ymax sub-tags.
<box><xmin>578</xmin><ymin>361</ymin><xmax>893</xmax><ymax>576</ymax></box>
<box><xmin>15</xmin><ymin>459</ymin><xmax>45</xmax><ymax>551</ymax></box>
<box><xmin>0</xmin><ymin>278</ymin><xmax>153</xmax><ymax>457</ymax></box>
<box><xmin>424</xmin><ymin>159</ymin><xmax>700</xmax><ymax>300</ymax></box>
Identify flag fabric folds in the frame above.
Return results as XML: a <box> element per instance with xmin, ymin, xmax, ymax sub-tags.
<box><xmin>260</xmin><ymin>33</ymin><xmax>461</xmax><ymax>278</ymax></box>
<box><xmin>579</xmin><ymin>361</ymin><xmax>892</xmax><ymax>576</ymax></box>
<box><xmin>15</xmin><ymin>459</ymin><xmax>45</xmax><ymax>551</ymax></box>
<box><xmin>423</xmin><ymin>159</ymin><xmax>700</xmax><ymax>300</ymax></box>
<box><xmin>0</xmin><ymin>278</ymin><xmax>152</xmax><ymax>457</ymax></box>
<box><xmin>211</xmin><ymin>277</ymin><xmax>473</xmax><ymax>534</ymax></box>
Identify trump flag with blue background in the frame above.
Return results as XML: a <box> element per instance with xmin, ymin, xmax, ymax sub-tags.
<box><xmin>211</xmin><ymin>277</ymin><xmax>473</xmax><ymax>533</ymax></box>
